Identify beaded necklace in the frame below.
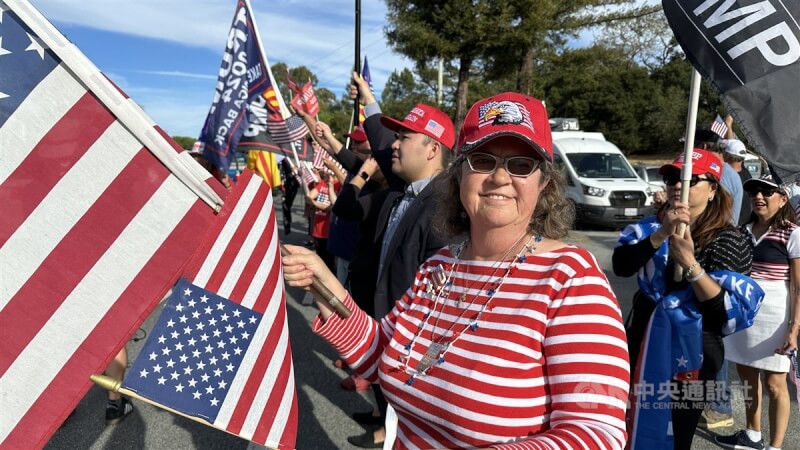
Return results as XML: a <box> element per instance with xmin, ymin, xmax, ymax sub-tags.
<box><xmin>398</xmin><ymin>233</ymin><xmax>543</xmax><ymax>385</ymax></box>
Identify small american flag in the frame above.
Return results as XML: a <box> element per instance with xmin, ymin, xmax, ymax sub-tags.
<box><xmin>123</xmin><ymin>170</ymin><xmax>298</xmax><ymax>447</ymax></box>
<box><xmin>311</xmin><ymin>146</ymin><xmax>344</xmax><ymax>175</ymax></box>
<box><xmin>124</xmin><ymin>279</ymin><xmax>263</xmax><ymax>423</ymax></box>
<box><xmin>315</xmin><ymin>186</ymin><xmax>330</xmax><ymax>206</ymax></box>
<box><xmin>424</xmin><ymin>119</ymin><xmax>446</xmax><ymax>139</ymax></box>
<box><xmin>710</xmin><ymin>114</ymin><xmax>728</xmax><ymax>138</ymax></box>
<box><xmin>266</xmin><ymin>115</ymin><xmax>308</xmax><ymax>146</ymax></box>
<box><xmin>299</xmin><ymin>161</ymin><xmax>319</xmax><ymax>185</ymax></box>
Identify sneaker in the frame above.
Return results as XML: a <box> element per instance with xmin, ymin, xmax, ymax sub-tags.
<box><xmin>340</xmin><ymin>375</ymin><xmax>370</xmax><ymax>391</ymax></box>
<box><xmin>699</xmin><ymin>408</ymin><xmax>734</xmax><ymax>429</ymax></box>
<box><xmin>105</xmin><ymin>397</ymin><xmax>134</xmax><ymax>425</ymax></box>
<box><xmin>347</xmin><ymin>431</ymin><xmax>384</xmax><ymax>448</ymax></box>
<box><xmin>714</xmin><ymin>430</ymin><xmax>764</xmax><ymax>450</ymax></box>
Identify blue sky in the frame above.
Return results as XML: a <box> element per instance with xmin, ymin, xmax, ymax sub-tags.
<box><xmin>27</xmin><ymin>0</ymin><xmax>412</xmax><ymax>138</ymax></box>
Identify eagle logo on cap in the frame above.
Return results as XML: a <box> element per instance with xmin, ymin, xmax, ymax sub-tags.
<box><xmin>481</xmin><ymin>101</ymin><xmax>524</xmax><ymax>125</ymax></box>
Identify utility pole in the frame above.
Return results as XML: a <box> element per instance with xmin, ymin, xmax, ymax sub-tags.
<box><xmin>437</xmin><ymin>57</ymin><xmax>444</xmax><ymax>106</ymax></box>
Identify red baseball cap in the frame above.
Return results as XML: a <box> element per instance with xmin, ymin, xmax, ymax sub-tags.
<box><xmin>659</xmin><ymin>149</ymin><xmax>723</xmax><ymax>178</ymax></box>
<box><xmin>457</xmin><ymin>92</ymin><xmax>552</xmax><ymax>161</ymax></box>
<box><xmin>380</xmin><ymin>104</ymin><xmax>455</xmax><ymax>149</ymax></box>
<box><xmin>344</xmin><ymin>126</ymin><xmax>368</xmax><ymax>142</ymax></box>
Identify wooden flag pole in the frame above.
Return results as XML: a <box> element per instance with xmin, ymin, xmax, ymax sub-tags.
<box><xmin>279</xmin><ymin>245</ymin><xmax>351</xmax><ymax>318</ymax></box>
<box><xmin>674</xmin><ymin>69</ymin><xmax>702</xmax><ymax>281</ymax></box>
<box><xmin>89</xmin><ymin>375</ymin><xmax>264</xmax><ymax>445</ymax></box>
<box><xmin>90</xmin><ymin>374</ymin><xmax>208</xmax><ymax>425</ymax></box>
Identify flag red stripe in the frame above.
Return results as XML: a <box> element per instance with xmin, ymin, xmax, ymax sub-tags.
<box><xmin>0</xmin><ymin>93</ymin><xmax>114</xmax><ymax>247</ymax></box>
<box><xmin>227</xmin><ymin>211</ymin><xmax>276</xmax><ymax>304</ymax></box>
<box><xmin>0</xmin><ymin>148</ymin><xmax>166</xmax><ymax>377</ymax></box>
<box><xmin>250</xmin><ymin>335</ymin><xmax>295</xmax><ymax>446</ymax></box>
<box><xmin>203</xmin><ymin>183</ymin><xmax>270</xmax><ymax>295</ymax></box>
<box><xmin>4</xmin><ymin>200</ymin><xmax>214</xmax><ymax>449</ymax></box>
<box><xmin>225</xmin><ymin>294</ymin><xmax>287</xmax><ymax>433</ymax></box>
<box><xmin>179</xmin><ymin>173</ymin><xmax>259</xmax><ymax>283</ymax></box>
<box><xmin>251</xmin><ymin>243</ymin><xmax>283</xmax><ymax>314</ymax></box>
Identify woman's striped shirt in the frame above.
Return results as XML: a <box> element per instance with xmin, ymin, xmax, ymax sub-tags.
<box><xmin>742</xmin><ymin>222</ymin><xmax>800</xmax><ymax>281</ymax></box>
<box><xmin>314</xmin><ymin>245</ymin><xmax>630</xmax><ymax>449</ymax></box>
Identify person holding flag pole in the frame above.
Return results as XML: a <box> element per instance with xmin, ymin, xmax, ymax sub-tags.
<box><xmin>614</xmin><ymin>69</ymin><xmax>763</xmax><ymax>450</ymax></box>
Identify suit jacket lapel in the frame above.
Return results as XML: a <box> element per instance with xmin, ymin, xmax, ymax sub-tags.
<box><xmin>377</xmin><ymin>185</ymin><xmax>435</xmax><ymax>281</ymax></box>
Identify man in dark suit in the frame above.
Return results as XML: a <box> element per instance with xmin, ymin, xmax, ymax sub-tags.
<box><xmin>340</xmin><ymin>73</ymin><xmax>456</xmax><ymax>448</ymax></box>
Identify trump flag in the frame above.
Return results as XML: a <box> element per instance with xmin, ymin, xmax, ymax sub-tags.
<box><xmin>662</xmin><ymin>0</ymin><xmax>800</xmax><ymax>182</ymax></box>
<box><xmin>0</xmin><ymin>0</ymin><xmax>226</xmax><ymax>447</ymax></box>
<box><xmin>122</xmin><ymin>170</ymin><xmax>298</xmax><ymax>448</ymax></box>
<box><xmin>198</xmin><ymin>0</ymin><xmax>270</xmax><ymax>173</ymax></box>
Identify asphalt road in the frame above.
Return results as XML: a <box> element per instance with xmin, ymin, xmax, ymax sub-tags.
<box><xmin>46</xmin><ymin>194</ymin><xmax>799</xmax><ymax>449</ymax></box>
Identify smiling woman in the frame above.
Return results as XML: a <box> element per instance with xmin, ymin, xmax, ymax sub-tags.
<box><xmin>283</xmin><ymin>92</ymin><xmax>631</xmax><ymax>449</ymax></box>
<box><xmin>717</xmin><ymin>174</ymin><xmax>800</xmax><ymax>450</ymax></box>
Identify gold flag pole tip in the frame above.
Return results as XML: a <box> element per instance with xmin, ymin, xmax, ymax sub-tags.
<box><xmin>90</xmin><ymin>374</ymin><xmax>121</xmax><ymax>393</ymax></box>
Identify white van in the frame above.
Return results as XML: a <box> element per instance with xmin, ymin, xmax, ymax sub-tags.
<box><xmin>743</xmin><ymin>153</ymin><xmax>762</xmax><ymax>178</ymax></box>
<box><xmin>550</xmin><ymin>122</ymin><xmax>653</xmax><ymax>228</ymax></box>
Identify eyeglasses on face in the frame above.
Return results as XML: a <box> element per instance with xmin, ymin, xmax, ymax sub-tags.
<box><xmin>662</xmin><ymin>173</ymin><xmax>714</xmax><ymax>187</ymax></box>
<box><xmin>465</xmin><ymin>152</ymin><xmax>542</xmax><ymax>177</ymax></box>
<box><xmin>746</xmin><ymin>186</ymin><xmax>780</xmax><ymax>197</ymax></box>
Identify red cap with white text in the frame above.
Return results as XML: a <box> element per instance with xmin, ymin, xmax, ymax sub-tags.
<box><xmin>380</xmin><ymin>104</ymin><xmax>455</xmax><ymax>149</ymax></box>
<box><xmin>457</xmin><ymin>92</ymin><xmax>552</xmax><ymax>161</ymax></box>
<box><xmin>659</xmin><ymin>149</ymin><xmax>722</xmax><ymax>178</ymax></box>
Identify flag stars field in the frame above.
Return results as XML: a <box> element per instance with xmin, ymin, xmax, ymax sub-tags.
<box><xmin>126</xmin><ymin>281</ymin><xmax>263</xmax><ymax>416</ymax></box>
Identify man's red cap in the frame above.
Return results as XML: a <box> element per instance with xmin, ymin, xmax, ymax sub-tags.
<box><xmin>379</xmin><ymin>104</ymin><xmax>455</xmax><ymax>149</ymax></box>
<box><xmin>457</xmin><ymin>92</ymin><xmax>552</xmax><ymax>161</ymax></box>
<box><xmin>343</xmin><ymin>126</ymin><xmax>368</xmax><ymax>142</ymax></box>
<box><xmin>659</xmin><ymin>149</ymin><xmax>722</xmax><ymax>179</ymax></box>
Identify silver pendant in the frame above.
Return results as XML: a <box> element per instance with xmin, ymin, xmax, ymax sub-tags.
<box><xmin>417</xmin><ymin>342</ymin><xmax>446</xmax><ymax>373</ymax></box>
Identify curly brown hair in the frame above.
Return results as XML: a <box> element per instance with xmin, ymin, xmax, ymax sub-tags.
<box><xmin>431</xmin><ymin>157</ymin><xmax>574</xmax><ymax>240</ymax></box>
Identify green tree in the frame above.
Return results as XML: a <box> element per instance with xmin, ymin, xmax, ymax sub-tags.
<box><xmin>380</xmin><ymin>66</ymin><xmax>457</xmax><ymax>121</ymax></box>
<box><xmin>171</xmin><ymin>135</ymin><xmax>196</xmax><ymax>150</ymax></box>
<box><xmin>386</xmin><ymin>0</ymin><xmax>660</xmax><ymax>126</ymax></box>
<box><xmin>265</xmin><ymin>62</ymin><xmax>351</xmax><ymax>135</ymax></box>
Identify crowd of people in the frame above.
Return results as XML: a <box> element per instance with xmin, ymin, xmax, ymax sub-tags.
<box><xmin>274</xmin><ymin>74</ymin><xmax>799</xmax><ymax>449</ymax></box>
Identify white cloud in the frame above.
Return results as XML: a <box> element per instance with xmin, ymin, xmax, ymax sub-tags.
<box><xmin>30</xmin><ymin>0</ymin><xmax>409</xmax><ymax>93</ymax></box>
<box><xmin>26</xmin><ymin>0</ymin><xmax>414</xmax><ymax>136</ymax></box>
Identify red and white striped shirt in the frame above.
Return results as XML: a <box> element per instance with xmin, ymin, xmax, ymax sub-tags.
<box><xmin>744</xmin><ymin>222</ymin><xmax>800</xmax><ymax>281</ymax></box>
<box><xmin>315</xmin><ymin>245</ymin><xmax>630</xmax><ymax>449</ymax></box>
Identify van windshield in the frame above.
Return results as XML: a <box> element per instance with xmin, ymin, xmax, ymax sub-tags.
<box><xmin>567</xmin><ymin>153</ymin><xmax>637</xmax><ymax>178</ymax></box>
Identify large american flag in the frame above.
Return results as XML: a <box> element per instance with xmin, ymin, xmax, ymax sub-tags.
<box><xmin>125</xmin><ymin>170</ymin><xmax>297</xmax><ymax>447</ymax></box>
<box><xmin>0</xmin><ymin>0</ymin><xmax>225</xmax><ymax>447</ymax></box>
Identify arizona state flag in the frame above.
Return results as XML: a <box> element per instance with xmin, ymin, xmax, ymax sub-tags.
<box><xmin>247</xmin><ymin>150</ymin><xmax>282</xmax><ymax>187</ymax></box>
